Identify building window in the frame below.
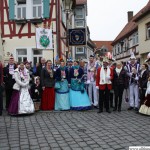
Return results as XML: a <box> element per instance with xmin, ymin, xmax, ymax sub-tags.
<box><xmin>113</xmin><ymin>46</ymin><xmax>116</xmax><ymax>56</ymax></box>
<box><xmin>33</xmin><ymin>0</ymin><xmax>42</xmax><ymax>18</ymax></box>
<box><xmin>117</xmin><ymin>44</ymin><xmax>120</xmax><ymax>54</ymax></box>
<box><xmin>75</xmin><ymin>20</ymin><xmax>84</xmax><ymax>27</ymax></box>
<box><xmin>146</xmin><ymin>23</ymin><xmax>150</xmax><ymax>40</ymax></box>
<box><xmin>17</xmin><ymin>0</ymin><xmax>26</xmax><ymax>19</ymax></box>
<box><xmin>76</xmin><ymin>47</ymin><xmax>84</xmax><ymax>54</ymax></box>
<box><xmin>17</xmin><ymin>49</ymin><xmax>27</xmax><ymax>63</ymax></box>
<box><xmin>75</xmin><ymin>8</ymin><xmax>84</xmax><ymax>19</ymax></box>
<box><xmin>33</xmin><ymin>49</ymin><xmax>43</xmax><ymax>66</ymax></box>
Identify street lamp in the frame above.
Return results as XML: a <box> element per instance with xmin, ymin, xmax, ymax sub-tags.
<box><xmin>63</xmin><ymin>0</ymin><xmax>73</xmax><ymax>12</ymax></box>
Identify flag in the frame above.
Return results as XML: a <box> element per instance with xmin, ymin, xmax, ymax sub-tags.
<box><xmin>35</xmin><ymin>28</ymin><xmax>53</xmax><ymax>49</ymax></box>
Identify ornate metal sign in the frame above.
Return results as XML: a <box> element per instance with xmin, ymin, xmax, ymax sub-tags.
<box><xmin>68</xmin><ymin>28</ymin><xmax>86</xmax><ymax>46</ymax></box>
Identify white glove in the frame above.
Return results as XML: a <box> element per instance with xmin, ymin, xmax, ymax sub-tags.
<box><xmin>35</xmin><ymin>89</ymin><xmax>38</xmax><ymax>93</ymax></box>
<box><xmin>87</xmin><ymin>80</ymin><xmax>90</xmax><ymax>84</ymax></box>
<box><xmin>135</xmin><ymin>77</ymin><xmax>139</xmax><ymax>81</ymax></box>
<box><xmin>106</xmin><ymin>76</ymin><xmax>110</xmax><ymax>80</ymax></box>
<box><xmin>96</xmin><ymin>86</ymin><xmax>99</xmax><ymax>89</ymax></box>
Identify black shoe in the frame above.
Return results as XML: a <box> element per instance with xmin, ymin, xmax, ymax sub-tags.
<box><xmin>94</xmin><ymin>106</ymin><xmax>98</xmax><ymax>109</ymax></box>
<box><xmin>97</xmin><ymin>110</ymin><xmax>103</xmax><ymax>113</ymax></box>
<box><xmin>106</xmin><ymin>110</ymin><xmax>111</xmax><ymax>113</ymax></box>
<box><xmin>135</xmin><ymin>107</ymin><xmax>139</xmax><ymax>111</ymax></box>
<box><xmin>128</xmin><ymin>107</ymin><xmax>133</xmax><ymax>110</ymax></box>
<box><xmin>113</xmin><ymin>108</ymin><xmax>117</xmax><ymax>111</ymax></box>
<box><xmin>118</xmin><ymin>108</ymin><xmax>121</xmax><ymax>112</ymax></box>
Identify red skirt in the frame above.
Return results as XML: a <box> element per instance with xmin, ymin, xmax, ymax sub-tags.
<box><xmin>41</xmin><ymin>87</ymin><xmax>55</xmax><ymax>110</ymax></box>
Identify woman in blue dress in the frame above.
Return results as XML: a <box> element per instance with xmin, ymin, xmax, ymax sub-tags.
<box><xmin>69</xmin><ymin>60</ymin><xmax>91</xmax><ymax>110</ymax></box>
<box><xmin>55</xmin><ymin>60</ymin><xmax>70</xmax><ymax>110</ymax></box>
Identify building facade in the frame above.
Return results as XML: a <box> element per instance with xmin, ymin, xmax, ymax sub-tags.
<box><xmin>134</xmin><ymin>1</ymin><xmax>150</xmax><ymax>63</ymax></box>
<box><xmin>112</xmin><ymin>1</ymin><xmax>150</xmax><ymax>63</ymax></box>
<box><xmin>93</xmin><ymin>41</ymin><xmax>113</xmax><ymax>58</ymax></box>
<box><xmin>0</xmin><ymin>0</ymin><xmax>75</xmax><ymax>65</ymax></box>
<box><xmin>71</xmin><ymin>0</ymin><xmax>95</xmax><ymax>61</ymax></box>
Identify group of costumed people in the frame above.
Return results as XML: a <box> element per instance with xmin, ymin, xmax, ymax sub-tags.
<box><xmin>0</xmin><ymin>52</ymin><xmax>150</xmax><ymax>116</ymax></box>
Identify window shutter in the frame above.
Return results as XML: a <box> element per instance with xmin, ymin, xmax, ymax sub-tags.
<box><xmin>43</xmin><ymin>0</ymin><xmax>50</xmax><ymax>18</ymax></box>
<box><xmin>9</xmin><ymin>0</ymin><xmax>15</xmax><ymax>20</ymax></box>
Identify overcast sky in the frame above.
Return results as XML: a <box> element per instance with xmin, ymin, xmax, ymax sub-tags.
<box><xmin>87</xmin><ymin>0</ymin><xmax>149</xmax><ymax>41</ymax></box>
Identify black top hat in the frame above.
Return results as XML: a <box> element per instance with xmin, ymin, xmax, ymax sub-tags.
<box><xmin>89</xmin><ymin>55</ymin><xmax>94</xmax><ymax>58</ymax></box>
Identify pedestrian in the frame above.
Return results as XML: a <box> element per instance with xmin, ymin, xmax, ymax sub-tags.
<box><xmin>69</xmin><ymin>60</ymin><xmax>91</xmax><ymax>110</ymax></box>
<box><xmin>108</xmin><ymin>58</ymin><xmax>116</xmax><ymax>108</ymax></box>
<box><xmin>139</xmin><ymin>75</ymin><xmax>150</xmax><ymax>115</ymax></box>
<box><xmin>113</xmin><ymin>62</ymin><xmax>128</xmax><ymax>112</ymax></box>
<box><xmin>87</xmin><ymin>55</ymin><xmax>98</xmax><ymax>108</ymax></box>
<box><xmin>41</xmin><ymin>60</ymin><xmax>55</xmax><ymax>110</ymax></box>
<box><xmin>96</xmin><ymin>57</ymin><xmax>114</xmax><ymax>113</ymax></box>
<box><xmin>3</xmin><ymin>56</ymin><xmax>17</xmax><ymax>110</ymax></box>
<box><xmin>25</xmin><ymin>60</ymin><xmax>34</xmax><ymax>88</ymax></box>
<box><xmin>31</xmin><ymin>76</ymin><xmax>42</xmax><ymax>111</ymax></box>
<box><xmin>126</xmin><ymin>53</ymin><xmax>140</xmax><ymax>111</ymax></box>
<box><xmin>145</xmin><ymin>52</ymin><xmax>150</xmax><ymax>71</ymax></box>
<box><xmin>8</xmin><ymin>62</ymin><xmax>35</xmax><ymax>115</ymax></box>
<box><xmin>0</xmin><ymin>61</ymin><xmax>3</xmax><ymax>116</ymax></box>
<box><xmin>139</xmin><ymin>64</ymin><xmax>149</xmax><ymax>106</ymax></box>
<box><xmin>54</xmin><ymin>60</ymin><xmax>70</xmax><ymax>110</ymax></box>
<box><xmin>36</xmin><ymin>58</ymin><xmax>46</xmax><ymax>77</ymax></box>
<box><xmin>66</xmin><ymin>58</ymin><xmax>73</xmax><ymax>76</ymax></box>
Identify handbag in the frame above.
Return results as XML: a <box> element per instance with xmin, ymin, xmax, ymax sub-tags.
<box><xmin>54</xmin><ymin>81</ymin><xmax>61</xmax><ymax>89</ymax></box>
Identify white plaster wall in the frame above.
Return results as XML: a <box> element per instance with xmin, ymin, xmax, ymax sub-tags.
<box><xmin>138</xmin><ymin>14</ymin><xmax>150</xmax><ymax>55</ymax></box>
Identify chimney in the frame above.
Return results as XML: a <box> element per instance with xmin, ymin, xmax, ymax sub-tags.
<box><xmin>127</xmin><ymin>11</ymin><xmax>133</xmax><ymax>22</ymax></box>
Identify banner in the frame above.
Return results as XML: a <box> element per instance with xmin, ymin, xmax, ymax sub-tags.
<box><xmin>35</xmin><ymin>28</ymin><xmax>53</xmax><ymax>49</ymax></box>
<box><xmin>68</xmin><ymin>28</ymin><xmax>86</xmax><ymax>46</ymax></box>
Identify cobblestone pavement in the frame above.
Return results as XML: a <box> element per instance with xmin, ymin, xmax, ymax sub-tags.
<box><xmin>0</xmin><ymin>106</ymin><xmax>150</xmax><ymax>150</ymax></box>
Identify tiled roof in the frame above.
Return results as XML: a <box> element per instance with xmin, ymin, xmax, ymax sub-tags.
<box><xmin>76</xmin><ymin>0</ymin><xmax>87</xmax><ymax>5</ymax></box>
<box><xmin>93</xmin><ymin>41</ymin><xmax>113</xmax><ymax>51</ymax></box>
<box><xmin>112</xmin><ymin>0</ymin><xmax>150</xmax><ymax>45</ymax></box>
<box><xmin>134</xmin><ymin>0</ymin><xmax>150</xmax><ymax>21</ymax></box>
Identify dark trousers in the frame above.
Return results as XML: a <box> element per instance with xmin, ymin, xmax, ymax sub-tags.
<box><xmin>140</xmin><ymin>89</ymin><xmax>146</xmax><ymax>106</ymax></box>
<box><xmin>5</xmin><ymin>88</ymin><xmax>13</xmax><ymax>109</ymax></box>
<box><xmin>114</xmin><ymin>85</ymin><xmax>124</xmax><ymax>109</ymax></box>
<box><xmin>110</xmin><ymin>92</ymin><xmax>114</xmax><ymax>107</ymax></box>
<box><xmin>99</xmin><ymin>87</ymin><xmax>110</xmax><ymax>111</ymax></box>
<box><xmin>0</xmin><ymin>85</ymin><xmax>3</xmax><ymax>115</ymax></box>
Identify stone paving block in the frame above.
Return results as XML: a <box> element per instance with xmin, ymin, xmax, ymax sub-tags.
<box><xmin>49</xmin><ymin>143</ymin><xmax>59</xmax><ymax>148</ymax></box>
<box><xmin>111</xmin><ymin>144</ymin><xmax>123</xmax><ymax>149</ymax></box>
<box><xmin>40</xmin><ymin>147</ymin><xmax>51</xmax><ymax>150</ymax></box>
<box><xmin>78</xmin><ymin>142</ymin><xmax>87</xmax><ymax>147</ymax></box>
<box><xmin>20</xmin><ymin>145</ymin><xmax>30</xmax><ymax>149</ymax></box>
<box><xmin>60</xmin><ymin>146</ymin><xmax>71</xmax><ymax>150</ymax></box>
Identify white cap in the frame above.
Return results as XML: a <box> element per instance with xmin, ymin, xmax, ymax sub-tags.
<box><xmin>130</xmin><ymin>52</ymin><xmax>136</xmax><ymax>60</ymax></box>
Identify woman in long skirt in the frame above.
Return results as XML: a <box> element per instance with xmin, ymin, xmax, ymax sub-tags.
<box><xmin>139</xmin><ymin>75</ymin><xmax>150</xmax><ymax>115</ymax></box>
<box><xmin>8</xmin><ymin>62</ymin><xmax>35</xmax><ymax>115</ymax></box>
<box><xmin>69</xmin><ymin>60</ymin><xmax>91</xmax><ymax>110</ymax></box>
<box><xmin>41</xmin><ymin>60</ymin><xmax>55</xmax><ymax>110</ymax></box>
<box><xmin>55</xmin><ymin>60</ymin><xmax>70</xmax><ymax>110</ymax></box>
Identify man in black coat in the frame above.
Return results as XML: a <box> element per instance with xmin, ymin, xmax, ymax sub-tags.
<box><xmin>3</xmin><ymin>57</ymin><xmax>17</xmax><ymax>109</ymax></box>
<box><xmin>36</xmin><ymin>58</ymin><xmax>46</xmax><ymax>77</ymax></box>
